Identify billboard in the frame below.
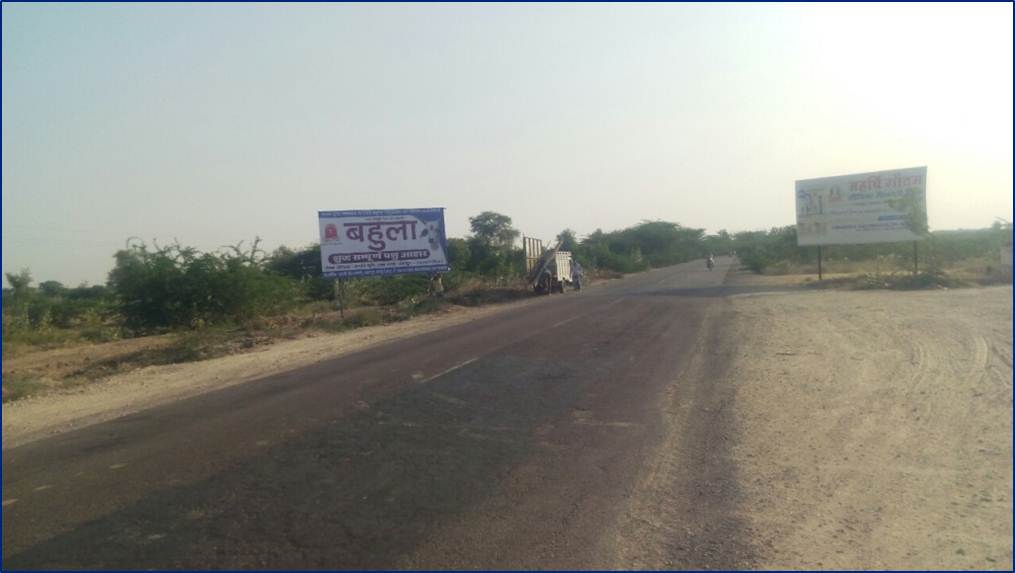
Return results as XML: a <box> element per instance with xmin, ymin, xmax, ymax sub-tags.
<box><xmin>796</xmin><ymin>166</ymin><xmax>927</xmax><ymax>246</ymax></box>
<box><xmin>318</xmin><ymin>208</ymin><xmax>450</xmax><ymax>278</ymax></box>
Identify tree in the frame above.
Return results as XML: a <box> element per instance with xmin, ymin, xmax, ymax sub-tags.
<box><xmin>703</xmin><ymin>229</ymin><xmax>733</xmax><ymax>256</ymax></box>
<box><xmin>446</xmin><ymin>238</ymin><xmax>471</xmax><ymax>270</ymax></box>
<box><xmin>556</xmin><ymin>229</ymin><xmax>578</xmax><ymax>251</ymax></box>
<box><xmin>38</xmin><ymin>280</ymin><xmax>67</xmax><ymax>297</ymax></box>
<box><xmin>5</xmin><ymin>269</ymin><xmax>32</xmax><ymax>293</ymax></box>
<box><xmin>469</xmin><ymin>211</ymin><xmax>519</xmax><ymax>248</ymax></box>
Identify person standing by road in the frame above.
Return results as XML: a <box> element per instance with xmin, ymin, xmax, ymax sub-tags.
<box><xmin>429</xmin><ymin>272</ymin><xmax>445</xmax><ymax>297</ymax></box>
<box><xmin>571</xmin><ymin>259</ymin><xmax>584</xmax><ymax>291</ymax></box>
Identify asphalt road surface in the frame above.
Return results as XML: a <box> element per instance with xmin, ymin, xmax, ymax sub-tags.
<box><xmin>4</xmin><ymin>257</ymin><xmax>750</xmax><ymax>570</ymax></box>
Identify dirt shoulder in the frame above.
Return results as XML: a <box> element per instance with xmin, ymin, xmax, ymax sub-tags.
<box><xmin>2</xmin><ymin>298</ymin><xmax>542</xmax><ymax>450</ymax></box>
<box><xmin>722</xmin><ymin>272</ymin><xmax>1012</xmax><ymax>569</ymax></box>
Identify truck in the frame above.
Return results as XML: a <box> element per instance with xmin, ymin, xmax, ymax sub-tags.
<box><xmin>523</xmin><ymin>236</ymin><xmax>578</xmax><ymax>294</ymax></box>
<box><xmin>526</xmin><ymin>247</ymin><xmax>573</xmax><ymax>294</ymax></box>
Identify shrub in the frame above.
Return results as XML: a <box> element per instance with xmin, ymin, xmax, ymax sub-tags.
<box><xmin>108</xmin><ymin>239</ymin><xmax>302</xmax><ymax>330</ymax></box>
<box><xmin>348</xmin><ymin>275</ymin><xmax>430</xmax><ymax>306</ymax></box>
<box><xmin>265</xmin><ymin>244</ymin><xmax>333</xmax><ymax>301</ymax></box>
<box><xmin>2</xmin><ymin>375</ymin><xmax>46</xmax><ymax>403</ymax></box>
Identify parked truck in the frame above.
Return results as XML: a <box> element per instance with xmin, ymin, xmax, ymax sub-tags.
<box><xmin>528</xmin><ymin>250</ymin><xmax>573</xmax><ymax>294</ymax></box>
<box><xmin>523</xmin><ymin>236</ymin><xmax>577</xmax><ymax>294</ymax></box>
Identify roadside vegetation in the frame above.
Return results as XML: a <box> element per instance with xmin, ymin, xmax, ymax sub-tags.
<box><xmin>4</xmin><ymin>211</ymin><xmax>1011</xmax><ymax>401</ymax></box>
<box><xmin>1</xmin><ymin>211</ymin><xmax>713</xmax><ymax>401</ymax></box>
<box><xmin>732</xmin><ymin>222</ymin><xmax>1013</xmax><ymax>288</ymax></box>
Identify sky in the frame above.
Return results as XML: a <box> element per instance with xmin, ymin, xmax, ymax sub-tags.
<box><xmin>3</xmin><ymin>3</ymin><xmax>1013</xmax><ymax>285</ymax></box>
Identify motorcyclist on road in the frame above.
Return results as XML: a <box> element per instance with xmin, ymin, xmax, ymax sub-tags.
<box><xmin>706</xmin><ymin>254</ymin><xmax>715</xmax><ymax>271</ymax></box>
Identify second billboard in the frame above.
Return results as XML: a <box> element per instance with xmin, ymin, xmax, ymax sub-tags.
<box><xmin>796</xmin><ymin>166</ymin><xmax>927</xmax><ymax>246</ymax></box>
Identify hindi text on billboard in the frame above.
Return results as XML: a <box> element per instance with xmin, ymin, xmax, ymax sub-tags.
<box><xmin>318</xmin><ymin>208</ymin><xmax>450</xmax><ymax>278</ymax></box>
<box><xmin>795</xmin><ymin>166</ymin><xmax>928</xmax><ymax>246</ymax></box>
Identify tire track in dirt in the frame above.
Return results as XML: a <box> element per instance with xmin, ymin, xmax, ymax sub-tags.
<box><xmin>726</xmin><ymin>283</ymin><xmax>1012</xmax><ymax>569</ymax></box>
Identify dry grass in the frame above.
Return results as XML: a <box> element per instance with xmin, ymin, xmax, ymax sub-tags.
<box><xmin>756</xmin><ymin>256</ymin><xmax>1012</xmax><ymax>290</ymax></box>
<box><xmin>762</xmin><ymin>255</ymin><xmax>919</xmax><ymax>276</ymax></box>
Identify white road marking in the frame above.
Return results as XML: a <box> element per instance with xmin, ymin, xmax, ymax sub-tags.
<box><xmin>420</xmin><ymin>358</ymin><xmax>478</xmax><ymax>384</ymax></box>
<box><xmin>552</xmin><ymin>315</ymin><xmax>584</xmax><ymax>328</ymax></box>
<box><xmin>2</xmin><ymin>499</ymin><xmax>17</xmax><ymax>507</ymax></box>
<box><xmin>33</xmin><ymin>485</ymin><xmax>52</xmax><ymax>492</ymax></box>
<box><xmin>109</xmin><ymin>463</ymin><xmax>127</xmax><ymax>470</ymax></box>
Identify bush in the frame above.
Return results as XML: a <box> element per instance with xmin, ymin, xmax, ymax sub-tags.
<box><xmin>47</xmin><ymin>298</ymin><xmax>113</xmax><ymax>329</ymax></box>
<box><xmin>809</xmin><ymin>269</ymin><xmax>962</xmax><ymax>291</ymax></box>
<box><xmin>734</xmin><ymin>226</ymin><xmax>806</xmax><ymax>273</ymax></box>
<box><xmin>80</xmin><ymin>325</ymin><xmax>122</xmax><ymax>343</ymax></box>
<box><xmin>347</xmin><ymin>275</ymin><xmax>430</xmax><ymax>306</ymax></box>
<box><xmin>108</xmin><ymin>239</ymin><xmax>302</xmax><ymax>330</ymax></box>
<box><xmin>265</xmin><ymin>244</ymin><xmax>333</xmax><ymax>301</ymax></box>
<box><xmin>2</xmin><ymin>375</ymin><xmax>46</xmax><ymax>403</ymax></box>
<box><xmin>344</xmin><ymin>308</ymin><xmax>386</xmax><ymax>328</ymax></box>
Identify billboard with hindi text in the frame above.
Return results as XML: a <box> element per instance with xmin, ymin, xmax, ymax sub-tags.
<box><xmin>318</xmin><ymin>208</ymin><xmax>450</xmax><ymax>278</ymax></box>
<box><xmin>796</xmin><ymin>166</ymin><xmax>928</xmax><ymax>246</ymax></box>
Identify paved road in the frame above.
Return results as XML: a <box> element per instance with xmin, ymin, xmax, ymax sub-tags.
<box><xmin>3</xmin><ymin>257</ymin><xmax>749</xmax><ymax>569</ymax></box>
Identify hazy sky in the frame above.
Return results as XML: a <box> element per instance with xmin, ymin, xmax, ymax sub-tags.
<box><xmin>3</xmin><ymin>3</ymin><xmax>1012</xmax><ymax>285</ymax></box>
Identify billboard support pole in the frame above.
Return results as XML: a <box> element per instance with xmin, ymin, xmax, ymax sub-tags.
<box><xmin>334</xmin><ymin>278</ymin><xmax>346</xmax><ymax>320</ymax></box>
<box><xmin>913</xmin><ymin>242</ymin><xmax>919</xmax><ymax>275</ymax></box>
<box><xmin>817</xmin><ymin>246</ymin><xmax>823</xmax><ymax>280</ymax></box>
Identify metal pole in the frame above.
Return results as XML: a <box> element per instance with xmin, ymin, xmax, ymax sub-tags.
<box><xmin>818</xmin><ymin>245</ymin><xmax>823</xmax><ymax>280</ymax></box>
<box><xmin>913</xmin><ymin>241</ymin><xmax>919</xmax><ymax>275</ymax></box>
<box><xmin>335</xmin><ymin>278</ymin><xmax>346</xmax><ymax>320</ymax></box>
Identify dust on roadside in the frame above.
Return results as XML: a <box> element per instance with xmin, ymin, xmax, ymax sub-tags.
<box><xmin>722</xmin><ymin>270</ymin><xmax>1012</xmax><ymax>569</ymax></box>
<box><xmin>610</xmin><ymin>296</ymin><xmax>755</xmax><ymax>570</ymax></box>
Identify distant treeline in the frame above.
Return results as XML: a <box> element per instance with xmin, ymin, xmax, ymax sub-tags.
<box><xmin>3</xmin><ymin>212</ymin><xmax>1011</xmax><ymax>339</ymax></box>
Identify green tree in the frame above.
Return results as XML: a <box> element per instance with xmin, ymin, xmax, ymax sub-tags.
<box><xmin>38</xmin><ymin>280</ymin><xmax>66</xmax><ymax>298</ymax></box>
<box><xmin>2</xmin><ymin>269</ymin><xmax>59</xmax><ymax>330</ymax></box>
<box><xmin>5</xmin><ymin>269</ymin><xmax>32</xmax><ymax>293</ymax></box>
<box><xmin>469</xmin><ymin>211</ymin><xmax>519</xmax><ymax>249</ymax></box>
<box><xmin>446</xmin><ymin>238</ymin><xmax>471</xmax><ymax>270</ymax></box>
<box><xmin>463</xmin><ymin>211</ymin><xmax>523</xmax><ymax>279</ymax></box>
<box><xmin>556</xmin><ymin>229</ymin><xmax>578</xmax><ymax>252</ymax></box>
